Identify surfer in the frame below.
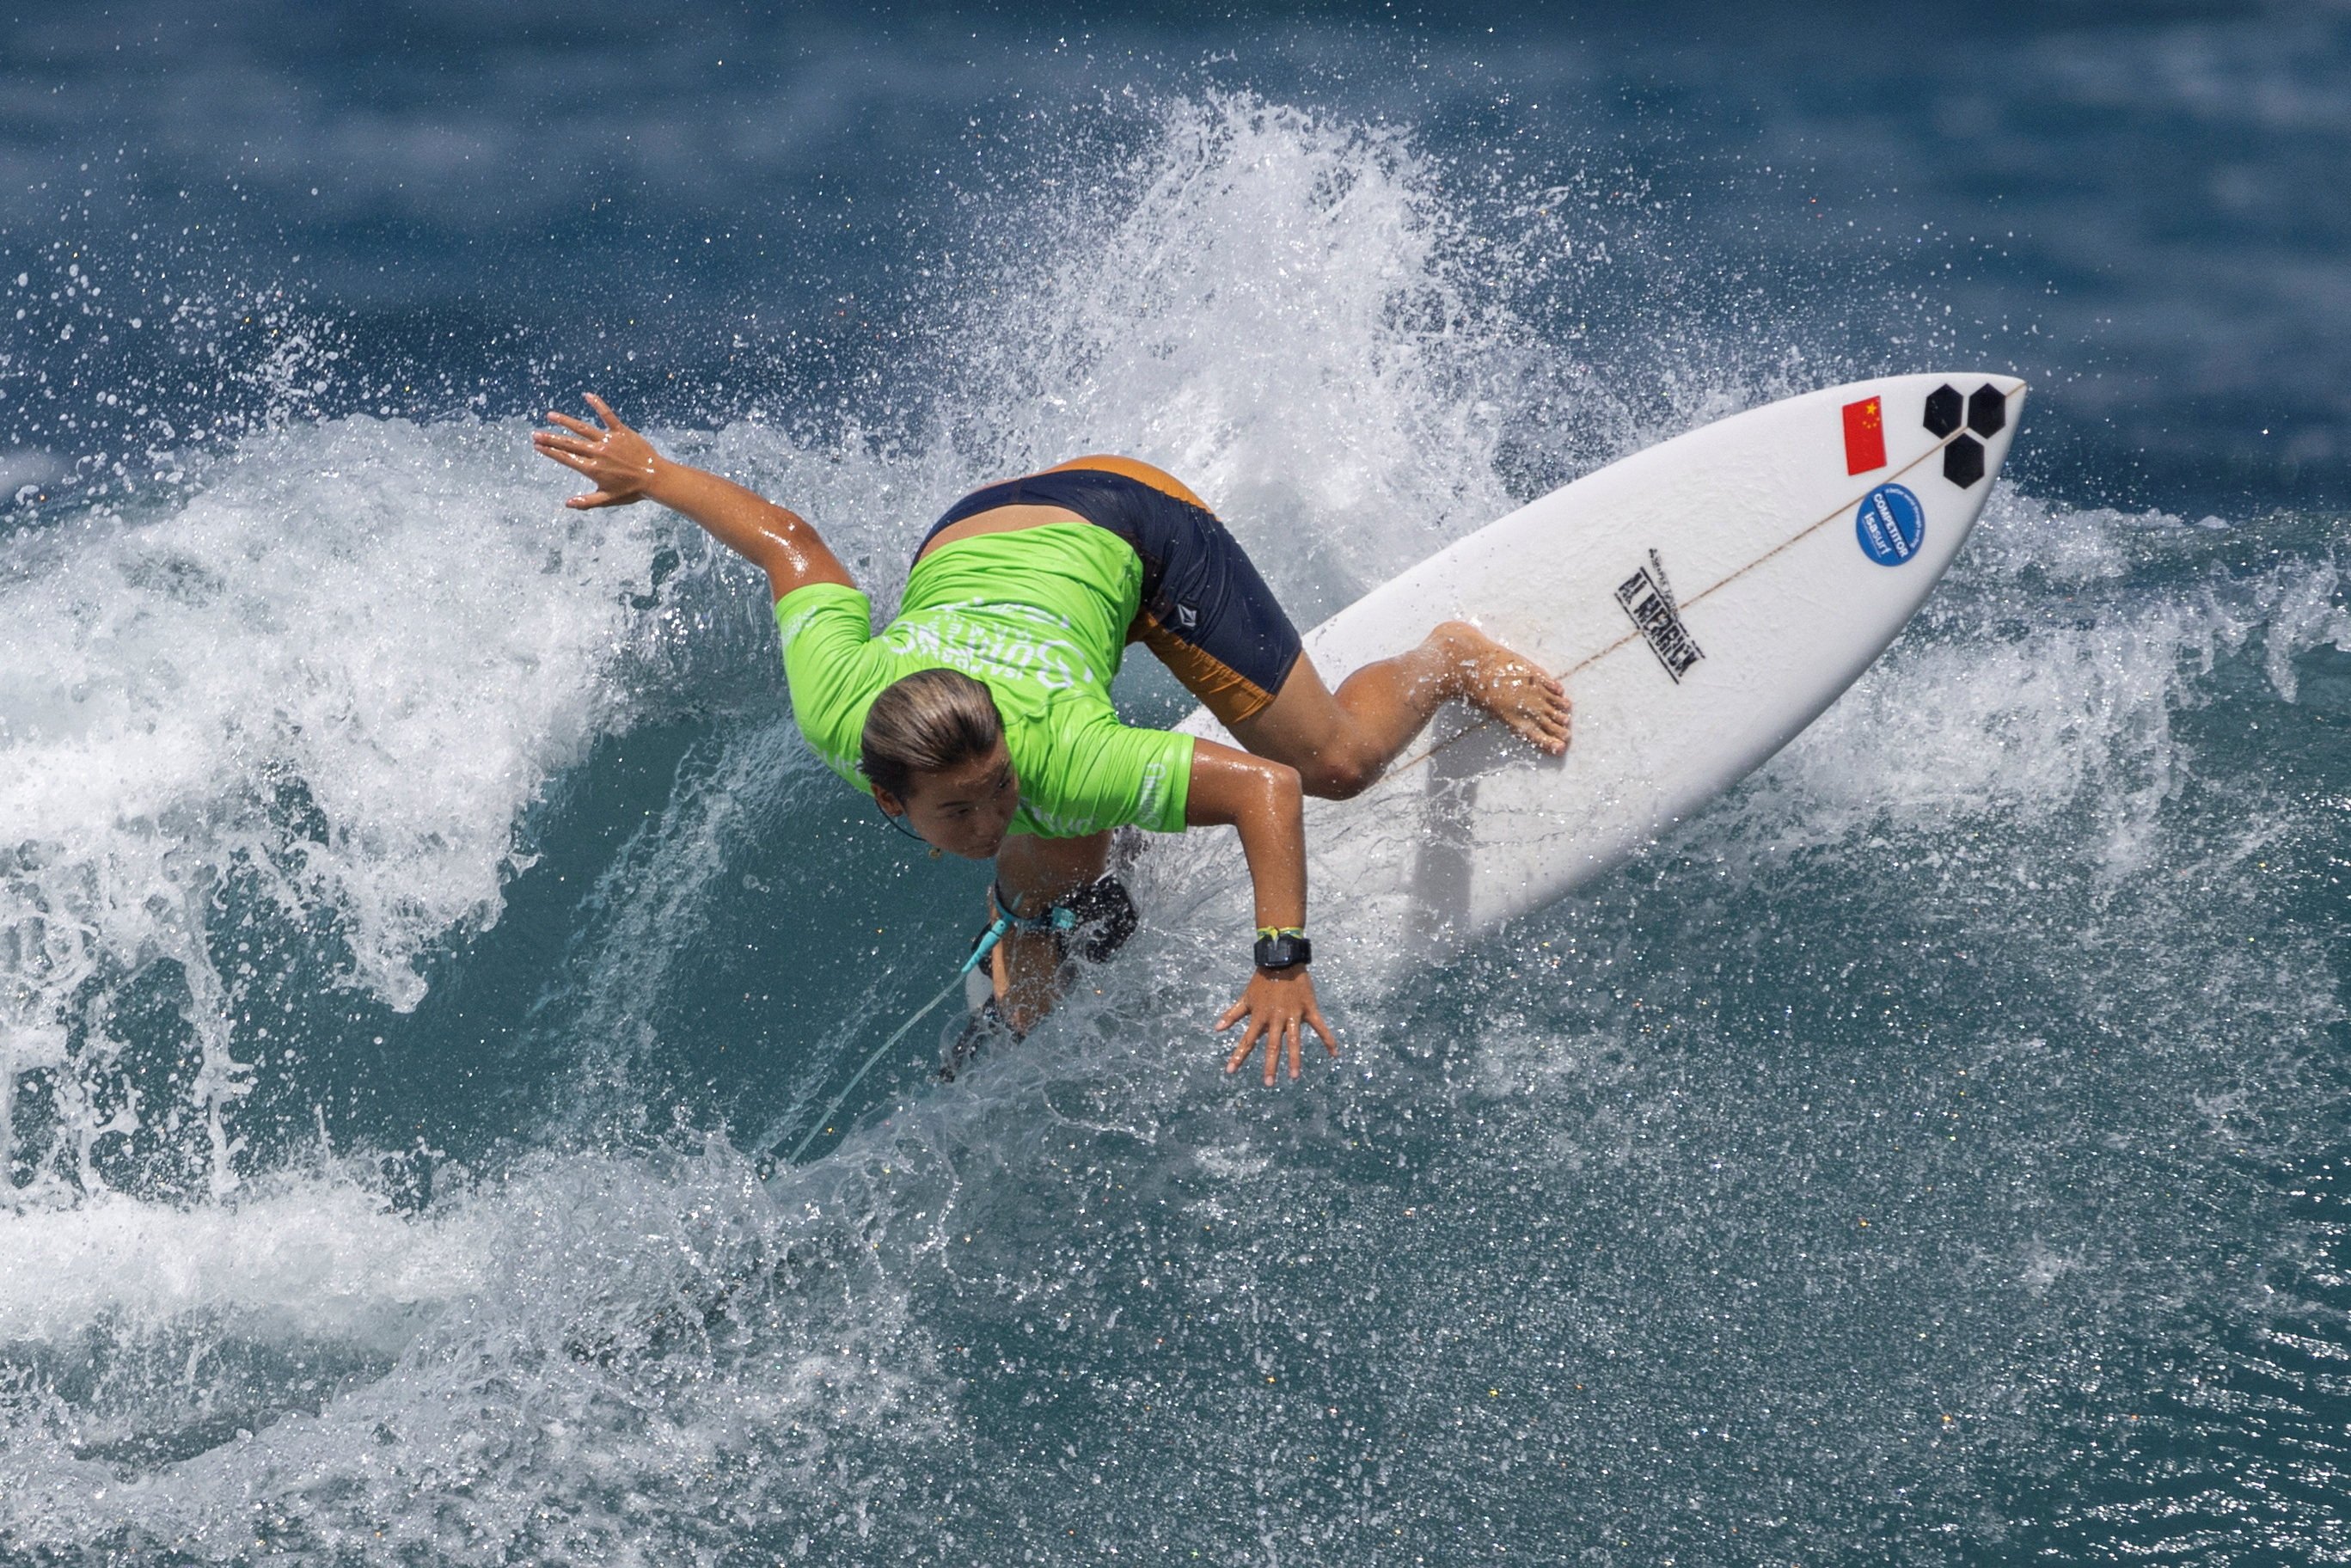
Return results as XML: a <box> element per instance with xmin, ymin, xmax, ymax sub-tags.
<box><xmin>533</xmin><ymin>396</ymin><xmax>1570</xmax><ymax>1083</ymax></box>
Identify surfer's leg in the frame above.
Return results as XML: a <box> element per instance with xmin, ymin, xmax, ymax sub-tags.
<box><xmin>989</xmin><ymin>830</ymin><xmax>1111</xmax><ymax>1033</ymax></box>
<box><xmin>1034</xmin><ymin>461</ymin><xmax>1567</xmax><ymax>793</ymax></box>
<box><xmin>1231</xmin><ymin>623</ymin><xmax>1571</xmax><ymax>799</ymax></box>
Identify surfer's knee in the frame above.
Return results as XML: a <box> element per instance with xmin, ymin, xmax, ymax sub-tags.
<box><xmin>1296</xmin><ymin>750</ymin><xmax>1380</xmax><ymax>800</ymax></box>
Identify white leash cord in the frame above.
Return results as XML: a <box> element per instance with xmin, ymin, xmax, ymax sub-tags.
<box><xmin>765</xmin><ymin>916</ymin><xmax>1012</xmax><ymax>1167</ymax></box>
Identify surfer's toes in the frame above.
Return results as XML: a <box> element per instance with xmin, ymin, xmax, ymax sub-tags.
<box><xmin>1504</xmin><ymin>685</ymin><xmax>1572</xmax><ymax>756</ymax></box>
<box><xmin>1546</xmin><ymin>692</ymin><xmax>1574</xmax><ymax>750</ymax></box>
<box><xmin>1524</xmin><ymin>710</ymin><xmax>1571</xmax><ymax>756</ymax></box>
<box><xmin>1536</xmin><ymin>714</ymin><xmax>1572</xmax><ymax>754</ymax></box>
<box><xmin>1501</xmin><ymin>698</ymin><xmax>1568</xmax><ymax>755</ymax></box>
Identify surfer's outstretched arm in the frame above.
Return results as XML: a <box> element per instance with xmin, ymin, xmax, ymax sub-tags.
<box><xmin>532</xmin><ymin>395</ymin><xmax>856</xmax><ymax>602</ymax></box>
<box><xmin>1184</xmin><ymin>740</ymin><xmax>1338</xmax><ymax>1087</ymax></box>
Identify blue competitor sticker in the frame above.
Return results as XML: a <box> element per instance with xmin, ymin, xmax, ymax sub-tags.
<box><xmin>1855</xmin><ymin>482</ymin><xmax>1925</xmax><ymax>567</ymax></box>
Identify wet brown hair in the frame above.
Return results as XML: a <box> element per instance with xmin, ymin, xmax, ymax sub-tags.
<box><xmin>860</xmin><ymin>667</ymin><xmax>1004</xmax><ymax>799</ymax></box>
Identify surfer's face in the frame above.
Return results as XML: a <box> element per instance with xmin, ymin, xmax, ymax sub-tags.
<box><xmin>885</xmin><ymin>738</ymin><xmax>1019</xmax><ymax>861</ymax></box>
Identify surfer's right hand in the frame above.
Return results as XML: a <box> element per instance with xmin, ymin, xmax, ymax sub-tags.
<box><xmin>533</xmin><ymin>394</ymin><xmax>662</xmax><ymax>509</ymax></box>
<box><xmin>1218</xmin><ymin>968</ymin><xmax>1338</xmax><ymax>1087</ymax></box>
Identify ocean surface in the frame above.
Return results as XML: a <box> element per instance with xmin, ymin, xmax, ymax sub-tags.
<box><xmin>3</xmin><ymin>3</ymin><xmax>2348</xmax><ymax>1562</ymax></box>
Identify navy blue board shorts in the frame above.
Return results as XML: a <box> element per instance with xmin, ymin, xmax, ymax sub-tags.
<box><xmin>915</xmin><ymin>456</ymin><xmax>1305</xmax><ymax>727</ymax></box>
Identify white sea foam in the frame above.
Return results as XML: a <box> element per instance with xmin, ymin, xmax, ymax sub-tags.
<box><xmin>0</xmin><ymin>1179</ymin><xmax>489</xmax><ymax>1348</ymax></box>
<box><xmin>1711</xmin><ymin>488</ymin><xmax>2350</xmax><ymax>879</ymax></box>
<box><xmin>0</xmin><ymin>416</ymin><xmax>667</xmax><ymax>1192</ymax></box>
<box><xmin>942</xmin><ymin>95</ymin><xmax>1603</xmax><ymax>623</ymax></box>
<box><xmin>0</xmin><ymin>1148</ymin><xmax>936</xmax><ymax>1563</ymax></box>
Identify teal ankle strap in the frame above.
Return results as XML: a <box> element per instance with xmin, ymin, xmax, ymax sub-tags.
<box><xmin>990</xmin><ymin>881</ymin><xmax>1080</xmax><ymax>936</ymax></box>
<box><xmin>959</xmin><ymin>885</ymin><xmax>1080</xmax><ymax>978</ymax></box>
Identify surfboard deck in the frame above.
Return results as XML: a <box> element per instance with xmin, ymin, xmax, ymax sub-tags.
<box><xmin>1139</xmin><ymin>373</ymin><xmax>2025</xmax><ymax>961</ymax></box>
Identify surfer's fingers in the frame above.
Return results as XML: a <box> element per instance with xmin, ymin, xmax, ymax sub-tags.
<box><xmin>539</xmin><ymin>446</ymin><xmax>597</xmax><ymax>475</ymax></box>
<box><xmin>1215</xmin><ymin>995</ymin><xmax>1249</xmax><ymax>1032</ymax></box>
<box><xmin>1285</xmin><ymin>1017</ymin><xmax>1303</xmax><ymax>1081</ymax></box>
<box><xmin>544</xmin><ymin>411</ymin><xmax>602</xmax><ymax>438</ymax></box>
<box><xmin>1306</xmin><ymin>1006</ymin><xmax>1339</xmax><ymax>1058</ymax></box>
<box><xmin>1224</xmin><ymin>1027</ymin><xmax>1261</xmax><ymax>1076</ymax></box>
<box><xmin>533</xmin><ymin>432</ymin><xmax>600</xmax><ymax>458</ymax></box>
<box><xmin>583</xmin><ymin>392</ymin><xmax>634</xmax><ymax>432</ymax></box>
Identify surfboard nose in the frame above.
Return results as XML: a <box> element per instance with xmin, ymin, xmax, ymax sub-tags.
<box><xmin>1944</xmin><ymin>375</ymin><xmax>2027</xmax><ymax>451</ymax></box>
<box><xmin>1984</xmin><ymin>373</ymin><xmax>2022</xmax><ymax>423</ymax></box>
<box><xmin>1987</xmin><ymin>377</ymin><xmax>2027</xmax><ymax>445</ymax></box>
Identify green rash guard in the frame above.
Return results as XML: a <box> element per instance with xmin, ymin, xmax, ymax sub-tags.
<box><xmin>774</xmin><ymin>522</ymin><xmax>1196</xmax><ymax>838</ymax></box>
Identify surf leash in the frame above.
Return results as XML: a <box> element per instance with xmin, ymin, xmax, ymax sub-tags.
<box><xmin>762</xmin><ymin>910</ymin><xmax>1016</xmax><ymax>1168</ymax></box>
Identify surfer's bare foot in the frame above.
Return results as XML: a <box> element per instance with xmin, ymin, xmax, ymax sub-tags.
<box><xmin>1433</xmin><ymin>621</ymin><xmax>1571</xmax><ymax>755</ymax></box>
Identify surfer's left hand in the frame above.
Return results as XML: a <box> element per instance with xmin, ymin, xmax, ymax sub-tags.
<box><xmin>1218</xmin><ymin>969</ymin><xmax>1338</xmax><ymax>1087</ymax></box>
<box><xmin>533</xmin><ymin>394</ymin><xmax>662</xmax><ymax>509</ymax></box>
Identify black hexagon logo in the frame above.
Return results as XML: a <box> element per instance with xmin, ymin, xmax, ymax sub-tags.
<box><xmin>1925</xmin><ymin>384</ymin><xmax>1963</xmax><ymax>438</ymax></box>
<box><xmin>1944</xmin><ymin>434</ymin><xmax>1986</xmax><ymax>488</ymax></box>
<box><xmin>1968</xmin><ymin>383</ymin><xmax>2006</xmax><ymax>438</ymax></box>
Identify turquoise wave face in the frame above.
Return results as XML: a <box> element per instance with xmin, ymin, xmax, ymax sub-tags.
<box><xmin>3</xmin><ymin>8</ymin><xmax>2348</xmax><ymax>1564</ymax></box>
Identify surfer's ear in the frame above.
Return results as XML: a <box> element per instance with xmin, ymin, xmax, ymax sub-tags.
<box><xmin>872</xmin><ymin>787</ymin><xmax>907</xmax><ymax>818</ymax></box>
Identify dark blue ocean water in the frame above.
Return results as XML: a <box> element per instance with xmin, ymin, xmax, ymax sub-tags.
<box><xmin>3</xmin><ymin>3</ymin><xmax>2348</xmax><ymax>1562</ymax></box>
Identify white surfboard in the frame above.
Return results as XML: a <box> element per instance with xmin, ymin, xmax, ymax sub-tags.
<box><xmin>1139</xmin><ymin>373</ymin><xmax>2025</xmax><ymax>960</ymax></box>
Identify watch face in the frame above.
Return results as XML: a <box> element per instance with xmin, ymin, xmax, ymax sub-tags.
<box><xmin>1254</xmin><ymin>934</ymin><xmax>1312</xmax><ymax>970</ymax></box>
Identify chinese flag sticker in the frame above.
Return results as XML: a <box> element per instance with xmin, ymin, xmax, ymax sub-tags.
<box><xmin>1842</xmin><ymin>395</ymin><xmax>1887</xmax><ymax>475</ymax></box>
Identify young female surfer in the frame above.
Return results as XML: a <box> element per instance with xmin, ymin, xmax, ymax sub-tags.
<box><xmin>532</xmin><ymin>396</ymin><xmax>1570</xmax><ymax>1085</ymax></box>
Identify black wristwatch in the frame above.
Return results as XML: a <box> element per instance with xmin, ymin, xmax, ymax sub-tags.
<box><xmin>1253</xmin><ymin>928</ymin><xmax>1313</xmax><ymax>971</ymax></box>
